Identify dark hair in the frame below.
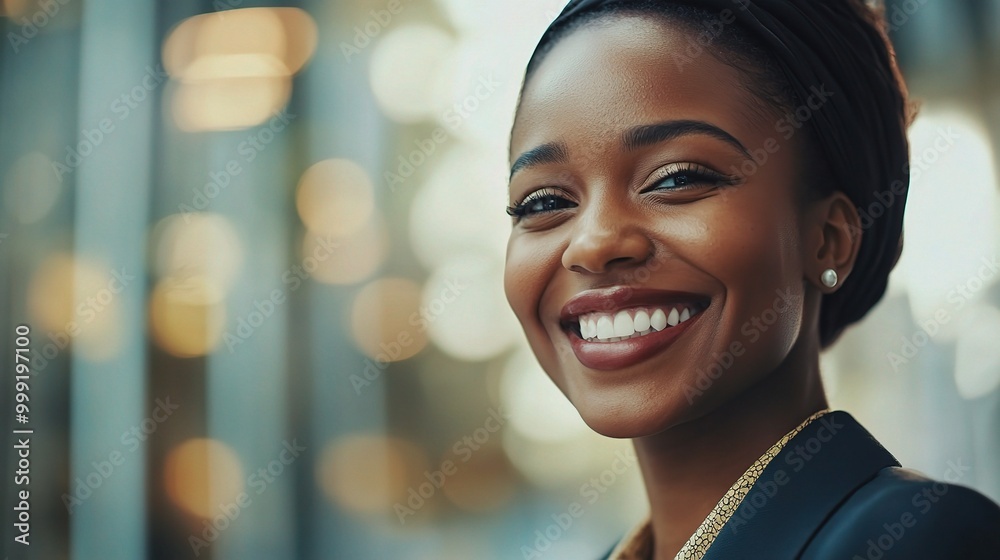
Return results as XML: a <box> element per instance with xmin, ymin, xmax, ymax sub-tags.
<box><xmin>517</xmin><ymin>0</ymin><xmax>913</xmax><ymax>348</ymax></box>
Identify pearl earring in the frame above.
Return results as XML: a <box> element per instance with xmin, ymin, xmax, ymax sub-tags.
<box><xmin>821</xmin><ymin>269</ymin><xmax>838</xmax><ymax>288</ymax></box>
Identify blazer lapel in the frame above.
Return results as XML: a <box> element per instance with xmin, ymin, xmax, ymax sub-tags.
<box><xmin>702</xmin><ymin>411</ymin><xmax>900</xmax><ymax>559</ymax></box>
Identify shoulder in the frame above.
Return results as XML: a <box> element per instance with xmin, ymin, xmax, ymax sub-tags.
<box><xmin>802</xmin><ymin>466</ymin><xmax>1000</xmax><ymax>559</ymax></box>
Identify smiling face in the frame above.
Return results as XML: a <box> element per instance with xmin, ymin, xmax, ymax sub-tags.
<box><xmin>505</xmin><ymin>15</ymin><xmax>830</xmax><ymax>438</ymax></box>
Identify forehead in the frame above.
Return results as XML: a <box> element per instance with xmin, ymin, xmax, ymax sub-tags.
<box><xmin>512</xmin><ymin>15</ymin><xmax>763</xmax><ymax>156</ymax></box>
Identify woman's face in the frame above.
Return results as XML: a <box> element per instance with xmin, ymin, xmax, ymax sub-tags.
<box><xmin>505</xmin><ymin>15</ymin><xmax>820</xmax><ymax>438</ymax></box>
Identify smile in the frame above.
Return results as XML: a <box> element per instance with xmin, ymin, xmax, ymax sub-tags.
<box><xmin>558</xmin><ymin>287</ymin><xmax>711</xmax><ymax>371</ymax></box>
<box><xmin>574</xmin><ymin>304</ymin><xmax>706</xmax><ymax>342</ymax></box>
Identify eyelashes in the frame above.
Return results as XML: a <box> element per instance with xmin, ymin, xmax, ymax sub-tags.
<box><xmin>506</xmin><ymin>162</ymin><xmax>739</xmax><ymax>220</ymax></box>
<box><xmin>506</xmin><ymin>187</ymin><xmax>573</xmax><ymax>218</ymax></box>
<box><xmin>644</xmin><ymin>162</ymin><xmax>739</xmax><ymax>192</ymax></box>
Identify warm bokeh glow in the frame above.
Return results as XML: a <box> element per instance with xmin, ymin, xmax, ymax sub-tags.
<box><xmin>440</xmin><ymin>447</ymin><xmax>515</xmax><ymax>513</ymax></box>
<box><xmin>368</xmin><ymin>24</ymin><xmax>456</xmax><ymax>122</ymax></box>
<box><xmin>303</xmin><ymin>216</ymin><xmax>389</xmax><ymax>285</ymax></box>
<box><xmin>151</xmin><ymin>212</ymin><xmax>244</xmax><ymax>294</ymax></box>
<box><xmin>499</xmin><ymin>347</ymin><xmax>637</xmax><ymax>488</ymax></box>
<box><xmin>316</xmin><ymin>435</ymin><xmax>428</xmax><ymax>516</ymax></box>
<box><xmin>0</xmin><ymin>0</ymin><xmax>29</xmax><ymax>17</ymax></box>
<box><xmin>163</xmin><ymin>7</ymin><xmax>316</xmax><ymax>131</ymax></box>
<box><xmin>349</xmin><ymin>278</ymin><xmax>428</xmax><ymax>362</ymax></box>
<box><xmin>149</xmin><ymin>276</ymin><xmax>226</xmax><ymax>358</ymax></box>
<box><xmin>27</xmin><ymin>252</ymin><xmax>124</xmax><ymax>361</ymax></box>
<box><xmin>296</xmin><ymin>159</ymin><xmax>376</xmax><ymax>238</ymax></box>
<box><xmin>171</xmin><ymin>76</ymin><xmax>292</xmax><ymax>132</ymax></box>
<box><xmin>423</xmin><ymin>257</ymin><xmax>521</xmax><ymax>361</ymax></box>
<box><xmin>164</xmin><ymin>438</ymin><xmax>246</xmax><ymax>519</ymax></box>
<box><xmin>408</xmin><ymin>146</ymin><xmax>509</xmax><ymax>270</ymax></box>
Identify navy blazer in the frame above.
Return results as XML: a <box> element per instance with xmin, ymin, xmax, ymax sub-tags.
<box><xmin>601</xmin><ymin>411</ymin><xmax>1000</xmax><ymax>559</ymax></box>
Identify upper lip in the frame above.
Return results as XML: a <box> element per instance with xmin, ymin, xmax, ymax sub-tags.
<box><xmin>558</xmin><ymin>286</ymin><xmax>711</xmax><ymax>328</ymax></box>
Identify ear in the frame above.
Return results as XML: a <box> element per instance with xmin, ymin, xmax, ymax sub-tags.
<box><xmin>806</xmin><ymin>191</ymin><xmax>862</xmax><ymax>293</ymax></box>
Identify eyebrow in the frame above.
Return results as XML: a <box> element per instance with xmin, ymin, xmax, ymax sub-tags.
<box><xmin>622</xmin><ymin>120</ymin><xmax>750</xmax><ymax>156</ymax></box>
<box><xmin>509</xmin><ymin>119</ymin><xmax>749</xmax><ymax>179</ymax></box>
<box><xmin>509</xmin><ymin>142</ymin><xmax>569</xmax><ymax>179</ymax></box>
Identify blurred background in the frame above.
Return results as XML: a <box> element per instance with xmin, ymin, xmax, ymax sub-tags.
<box><xmin>1</xmin><ymin>0</ymin><xmax>999</xmax><ymax>559</ymax></box>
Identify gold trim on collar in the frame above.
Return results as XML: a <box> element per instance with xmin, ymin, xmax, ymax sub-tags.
<box><xmin>609</xmin><ymin>409</ymin><xmax>832</xmax><ymax>560</ymax></box>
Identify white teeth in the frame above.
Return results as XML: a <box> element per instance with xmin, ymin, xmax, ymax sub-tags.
<box><xmin>667</xmin><ymin>308</ymin><xmax>680</xmax><ymax>327</ymax></box>
<box><xmin>577</xmin><ymin>304</ymin><xmax>705</xmax><ymax>342</ymax></box>
<box><xmin>613</xmin><ymin>310</ymin><xmax>634</xmax><ymax>337</ymax></box>
<box><xmin>650</xmin><ymin>308</ymin><xmax>667</xmax><ymax>331</ymax></box>
<box><xmin>596</xmin><ymin>315</ymin><xmax>615</xmax><ymax>339</ymax></box>
<box><xmin>633</xmin><ymin>309</ymin><xmax>651</xmax><ymax>332</ymax></box>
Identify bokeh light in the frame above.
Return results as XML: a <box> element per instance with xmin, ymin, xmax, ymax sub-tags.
<box><xmin>440</xmin><ymin>447</ymin><xmax>515</xmax><ymax>513</ymax></box>
<box><xmin>316</xmin><ymin>435</ymin><xmax>428</xmax><ymax>516</ymax></box>
<box><xmin>500</xmin><ymin>347</ymin><xmax>590</xmax><ymax>444</ymax></box>
<box><xmin>151</xmin><ymin>212</ymin><xmax>244</xmax><ymax>294</ymax></box>
<box><xmin>368</xmin><ymin>23</ymin><xmax>456</xmax><ymax>123</ymax></box>
<box><xmin>163</xmin><ymin>7</ymin><xmax>316</xmax><ymax>131</ymax></box>
<box><xmin>891</xmin><ymin>106</ymin><xmax>1000</xmax><ymax>325</ymax></box>
<box><xmin>423</xmin><ymin>256</ymin><xmax>521</xmax><ymax>361</ymax></box>
<box><xmin>0</xmin><ymin>0</ymin><xmax>29</xmax><ymax>17</ymax></box>
<box><xmin>295</xmin><ymin>158</ymin><xmax>376</xmax><ymax>238</ymax></box>
<box><xmin>149</xmin><ymin>276</ymin><xmax>226</xmax><ymax>358</ymax></box>
<box><xmin>27</xmin><ymin>252</ymin><xmax>124</xmax><ymax>361</ymax></box>
<box><xmin>349</xmin><ymin>278</ymin><xmax>428</xmax><ymax>362</ymax></box>
<box><xmin>303</xmin><ymin>216</ymin><xmax>389</xmax><ymax>285</ymax></box>
<box><xmin>164</xmin><ymin>438</ymin><xmax>246</xmax><ymax>519</ymax></box>
<box><xmin>499</xmin><ymin>347</ymin><xmax>634</xmax><ymax>488</ymax></box>
<box><xmin>408</xmin><ymin>145</ymin><xmax>510</xmax><ymax>270</ymax></box>
<box><xmin>172</xmin><ymin>76</ymin><xmax>291</xmax><ymax>132</ymax></box>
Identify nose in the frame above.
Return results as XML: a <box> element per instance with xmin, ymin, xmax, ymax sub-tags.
<box><xmin>561</xmin><ymin>203</ymin><xmax>655</xmax><ymax>274</ymax></box>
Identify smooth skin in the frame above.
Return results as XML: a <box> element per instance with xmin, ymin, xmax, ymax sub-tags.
<box><xmin>504</xmin><ymin>15</ymin><xmax>863</xmax><ymax>559</ymax></box>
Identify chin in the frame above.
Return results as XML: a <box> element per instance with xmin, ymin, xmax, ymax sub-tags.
<box><xmin>563</xmin><ymin>382</ymin><xmax>703</xmax><ymax>439</ymax></box>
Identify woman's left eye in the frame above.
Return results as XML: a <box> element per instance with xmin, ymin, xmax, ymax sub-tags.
<box><xmin>647</xmin><ymin>163</ymin><xmax>735</xmax><ymax>191</ymax></box>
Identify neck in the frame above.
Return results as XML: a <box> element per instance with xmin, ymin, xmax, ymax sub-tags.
<box><xmin>633</xmin><ymin>342</ymin><xmax>828</xmax><ymax>559</ymax></box>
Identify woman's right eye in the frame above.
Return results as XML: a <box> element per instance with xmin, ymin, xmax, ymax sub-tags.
<box><xmin>506</xmin><ymin>189</ymin><xmax>576</xmax><ymax>219</ymax></box>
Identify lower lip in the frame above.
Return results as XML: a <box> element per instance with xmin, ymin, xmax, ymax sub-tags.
<box><xmin>567</xmin><ymin>311</ymin><xmax>704</xmax><ymax>371</ymax></box>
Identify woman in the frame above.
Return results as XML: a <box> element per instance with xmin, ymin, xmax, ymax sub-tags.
<box><xmin>502</xmin><ymin>0</ymin><xmax>1000</xmax><ymax>558</ymax></box>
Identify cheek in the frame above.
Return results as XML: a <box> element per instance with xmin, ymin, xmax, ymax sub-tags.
<box><xmin>504</xmin><ymin>234</ymin><xmax>560</xmax><ymax>335</ymax></box>
<box><xmin>696</xmin><ymin>191</ymin><xmax>805</xmax><ymax>365</ymax></box>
